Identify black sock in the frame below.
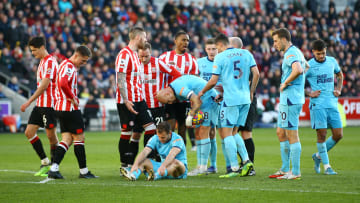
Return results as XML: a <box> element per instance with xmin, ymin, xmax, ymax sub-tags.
<box><xmin>53</xmin><ymin>143</ymin><xmax>67</xmax><ymax>165</ymax></box>
<box><xmin>74</xmin><ymin>143</ymin><xmax>87</xmax><ymax>169</ymax></box>
<box><xmin>118</xmin><ymin>138</ymin><xmax>130</xmax><ymax>166</ymax></box>
<box><xmin>31</xmin><ymin>138</ymin><xmax>47</xmax><ymax>160</ymax></box>
<box><xmin>129</xmin><ymin>140</ymin><xmax>139</xmax><ymax>165</ymax></box>
<box><xmin>50</xmin><ymin>144</ymin><xmax>57</xmax><ymax>163</ymax></box>
<box><xmin>187</xmin><ymin>128</ymin><xmax>195</xmax><ymax>147</ymax></box>
<box><xmin>244</xmin><ymin>138</ymin><xmax>255</xmax><ymax>163</ymax></box>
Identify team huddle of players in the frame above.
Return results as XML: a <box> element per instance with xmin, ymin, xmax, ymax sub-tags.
<box><xmin>21</xmin><ymin>26</ymin><xmax>344</xmax><ymax>181</ymax></box>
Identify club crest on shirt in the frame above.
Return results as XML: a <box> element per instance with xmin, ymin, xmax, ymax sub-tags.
<box><xmin>46</xmin><ymin>68</ymin><xmax>52</xmax><ymax>74</ymax></box>
<box><xmin>66</xmin><ymin>68</ymin><xmax>72</xmax><ymax>76</ymax></box>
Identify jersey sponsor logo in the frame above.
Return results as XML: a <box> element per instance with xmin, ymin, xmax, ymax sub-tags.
<box><xmin>317</xmin><ymin>74</ymin><xmax>333</xmax><ymax>84</ymax></box>
<box><xmin>185</xmin><ymin>61</ymin><xmax>190</xmax><ymax>67</ymax></box>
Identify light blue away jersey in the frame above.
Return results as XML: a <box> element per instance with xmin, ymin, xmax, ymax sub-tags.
<box><xmin>146</xmin><ymin>132</ymin><xmax>187</xmax><ymax>165</ymax></box>
<box><xmin>306</xmin><ymin>56</ymin><xmax>341</xmax><ymax>109</ymax></box>
<box><xmin>169</xmin><ymin>75</ymin><xmax>218</xmax><ymax>109</ymax></box>
<box><xmin>198</xmin><ymin>56</ymin><xmax>222</xmax><ymax>85</ymax></box>
<box><xmin>212</xmin><ymin>48</ymin><xmax>256</xmax><ymax>106</ymax></box>
<box><xmin>280</xmin><ymin>45</ymin><xmax>306</xmax><ymax>105</ymax></box>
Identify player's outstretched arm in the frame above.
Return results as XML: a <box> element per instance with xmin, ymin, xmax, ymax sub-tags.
<box><xmin>158</xmin><ymin>147</ymin><xmax>181</xmax><ymax>176</ymax></box>
<box><xmin>131</xmin><ymin>147</ymin><xmax>152</xmax><ymax>173</ymax></box>
<box><xmin>280</xmin><ymin>61</ymin><xmax>303</xmax><ymax>92</ymax></box>
<box><xmin>250</xmin><ymin>66</ymin><xmax>260</xmax><ymax>101</ymax></box>
<box><xmin>20</xmin><ymin>78</ymin><xmax>51</xmax><ymax>112</ymax></box>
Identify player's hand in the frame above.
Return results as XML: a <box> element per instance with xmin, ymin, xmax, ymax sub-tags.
<box><xmin>185</xmin><ymin>115</ymin><xmax>193</xmax><ymax>127</ymax></box>
<box><xmin>280</xmin><ymin>83</ymin><xmax>291</xmax><ymax>92</ymax></box>
<box><xmin>214</xmin><ymin>94</ymin><xmax>223</xmax><ymax>103</ymax></box>
<box><xmin>333</xmin><ymin>90</ymin><xmax>341</xmax><ymax>97</ymax></box>
<box><xmin>20</xmin><ymin>102</ymin><xmax>29</xmax><ymax>112</ymax></box>
<box><xmin>158</xmin><ymin>165</ymin><xmax>167</xmax><ymax>176</ymax></box>
<box><xmin>309</xmin><ymin>90</ymin><xmax>321</xmax><ymax>98</ymax></box>
<box><xmin>125</xmin><ymin>100</ymin><xmax>138</xmax><ymax>115</ymax></box>
<box><xmin>68</xmin><ymin>98</ymin><xmax>79</xmax><ymax>107</ymax></box>
<box><xmin>198</xmin><ymin>90</ymin><xmax>204</xmax><ymax>98</ymax></box>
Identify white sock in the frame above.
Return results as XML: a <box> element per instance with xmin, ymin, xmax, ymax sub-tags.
<box><xmin>41</xmin><ymin>157</ymin><xmax>50</xmax><ymax>165</ymax></box>
<box><xmin>80</xmin><ymin>167</ymin><xmax>89</xmax><ymax>175</ymax></box>
<box><xmin>50</xmin><ymin>163</ymin><xmax>59</xmax><ymax>172</ymax></box>
<box><xmin>324</xmin><ymin>164</ymin><xmax>330</xmax><ymax>170</ymax></box>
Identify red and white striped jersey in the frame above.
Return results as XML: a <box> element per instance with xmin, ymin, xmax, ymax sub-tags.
<box><xmin>55</xmin><ymin>59</ymin><xmax>79</xmax><ymax>111</ymax></box>
<box><xmin>159</xmin><ymin>50</ymin><xmax>199</xmax><ymax>86</ymax></box>
<box><xmin>115</xmin><ymin>46</ymin><xmax>143</xmax><ymax>104</ymax></box>
<box><xmin>141</xmin><ymin>57</ymin><xmax>181</xmax><ymax>108</ymax></box>
<box><xmin>36</xmin><ymin>54</ymin><xmax>58</xmax><ymax>108</ymax></box>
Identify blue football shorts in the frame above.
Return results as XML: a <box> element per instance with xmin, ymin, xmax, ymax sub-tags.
<box><xmin>310</xmin><ymin>107</ymin><xmax>342</xmax><ymax>129</ymax></box>
<box><xmin>277</xmin><ymin>104</ymin><xmax>303</xmax><ymax>130</ymax></box>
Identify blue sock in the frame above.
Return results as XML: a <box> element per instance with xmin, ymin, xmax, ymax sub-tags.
<box><xmin>326</xmin><ymin>136</ymin><xmax>337</xmax><ymax>152</ymax></box>
<box><xmin>195</xmin><ymin>140</ymin><xmax>201</xmax><ymax>166</ymax></box>
<box><xmin>210</xmin><ymin>138</ymin><xmax>217</xmax><ymax>167</ymax></box>
<box><xmin>290</xmin><ymin>142</ymin><xmax>301</xmax><ymax>175</ymax></box>
<box><xmin>132</xmin><ymin>169</ymin><xmax>142</xmax><ymax>180</ymax></box>
<box><xmin>224</xmin><ymin>136</ymin><xmax>239</xmax><ymax>170</ymax></box>
<box><xmin>155</xmin><ymin>169</ymin><xmax>168</xmax><ymax>180</ymax></box>
<box><xmin>317</xmin><ymin>142</ymin><xmax>329</xmax><ymax>165</ymax></box>
<box><xmin>199</xmin><ymin>138</ymin><xmax>211</xmax><ymax>166</ymax></box>
<box><xmin>233</xmin><ymin>133</ymin><xmax>249</xmax><ymax>162</ymax></box>
<box><xmin>280</xmin><ymin>141</ymin><xmax>290</xmax><ymax>172</ymax></box>
<box><xmin>221</xmin><ymin>139</ymin><xmax>230</xmax><ymax>168</ymax></box>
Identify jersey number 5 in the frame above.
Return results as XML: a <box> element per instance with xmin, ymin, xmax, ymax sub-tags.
<box><xmin>233</xmin><ymin>60</ymin><xmax>243</xmax><ymax>79</ymax></box>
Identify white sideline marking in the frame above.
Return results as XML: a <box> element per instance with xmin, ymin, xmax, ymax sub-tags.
<box><xmin>0</xmin><ymin>169</ymin><xmax>36</xmax><ymax>174</ymax></box>
<box><xmin>0</xmin><ymin>180</ymin><xmax>358</xmax><ymax>195</ymax></box>
<box><xmin>38</xmin><ymin>178</ymin><xmax>54</xmax><ymax>184</ymax></box>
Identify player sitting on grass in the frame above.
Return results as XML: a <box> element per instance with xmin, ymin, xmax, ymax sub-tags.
<box><xmin>120</xmin><ymin>121</ymin><xmax>187</xmax><ymax>181</ymax></box>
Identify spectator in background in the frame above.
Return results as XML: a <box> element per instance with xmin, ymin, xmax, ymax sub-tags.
<box><xmin>83</xmin><ymin>94</ymin><xmax>100</xmax><ymax>130</ymax></box>
<box><xmin>7</xmin><ymin>75</ymin><xmax>20</xmax><ymax>94</ymax></box>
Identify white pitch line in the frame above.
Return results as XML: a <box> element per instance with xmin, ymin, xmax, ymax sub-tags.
<box><xmin>0</xmin><ymin>169</ymin><xmax>36</xmax><ymax>174</ymax></box>
<box><xmin>0</xmin><ymin>180</ymin><xmax>359</xmax><ymax>195</ymax></box>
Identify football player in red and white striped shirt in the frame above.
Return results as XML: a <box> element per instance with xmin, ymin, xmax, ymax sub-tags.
<box><xmin>48</xmin><ymin>46</ymin><xmax>97</xmax><ymax>179</ymax></box>
<box><xmin>20</xmin><ymin>36</ymin><xmax>59</xmax><ymax>177</ymax></box>
<box><xmin>132</xmin><ymin>43</ymin><xmax>181</xmax><ymax>159</ymax></box>
<box><xmin>159</xmin><ymin>31</ymin><xmax>199</xmax><ymax>147</ymax></box>
<box><xmin>115</xmin><ymin>27</ymin><xmax>157</xmax><ymax>170</ymax></box>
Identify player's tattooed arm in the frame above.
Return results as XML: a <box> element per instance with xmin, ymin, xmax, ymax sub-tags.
<box><xmin>250</xmin><ymin>66</ymin><xmax>260</xmax><ymax>101</ymax></box>
<box><xmin>334</xmin><ymin>70</ymin><xmax>343</xmax><ymax>97</ymax></box>
<box><xmin>117</xmin><ymin>72</ymin><xmax>128</xmax><ymax>100</ymax></box>
<box><xmin>117</xmin><ymin>72</ymin><xmax>138</xmax><ymax>114</ymax></box>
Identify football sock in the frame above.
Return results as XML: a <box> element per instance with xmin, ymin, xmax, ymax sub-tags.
<box><xmin>80</xmin><ymin>167</ymin><xmax>89</xmax><ymax>175</ymax></box>
<box><xmin>52</xmin><ymin>141</ymin><xmax>68</xmax><ymax>166</ymax></box>
<box><xmin>326</xmin><ymin>136</ymin><xmax>337</xmax><ymax>152</ymax></box>
<box><xmin>317</xmin><ymin>142</ymin><xmax>329</xmax><ymax>166</ymax></box>
<box><xmin>233</xmin><ymin>133</ymin><xmax>249</xmax><ymax>162</ymax></box>
<box><xmin>143</xmin><ymin>124</ymin><xmax>156</xmax><ymax>146</ymax></box>
<box><xmin>41</xmin><ymin>157</ymin><xmax>50</xmax><ymax>166</ymax></box>
<box><xmin>119</xmin><ymin>131</ymin><xmax>131</xmax><ymax>166</ymax></box>
<box><xmin>290</xmin><ymin>142</ymin><xmax>301</xmax><ymax>176</ymax></box>
<box><xmin>129</xmin><ymin>138</ymin><xmax>139</xmax><ymax>165</ymax></box>
<box><xmin>221</xmin><ymin>139</ymin><xmax>230</xmax><ymax>168</ymax></box>
<box><xmin>188</xmin><ymin>128</ymin><xmax>196</xmax><ymax>147</ymax></box>
<box><xmin>195</xmin><ymin>140</ymin><xmax>201</xmax><ymax>166</ymax></box>
<box><xmin>244</xmin><ymin>138</ymin><xmax>255</xmax><ymax>163</ymax></box>
<box><xmin>50</xmin><ymin>144</ymin><xmax>58</xmax><ymax>164</ymax></box>
<box><xmin>280</xmin><ymin>140</ymin><xmax>290</xmax><ymax>172</ymax></box>
<box><xmin>224</xmin><ymin>136</ymin><xmax>239</xmax><ymax>171</ymax></box>
<box><xmin>199</xmin><ymin>138</ymin><xmax>211</xmax><ymax>166</ymax></box>
<box><xmin>74</xmin><ymin>141</ymin><xmax>86</xmax><ymax>169</ymax></box>
<box><xmin>28</xmin><ymin>134</ymin><xmax>47</xmax><ymax>160</ymax></box>
<box><xmin>210</xmin><ymin>138</ymin><xmax>217</xmax><ymax>167</ymax></box>
<box><xmin>132</xmin><ymin>169</ymin><xmax>142</xmax><ymax>179</ymax></box>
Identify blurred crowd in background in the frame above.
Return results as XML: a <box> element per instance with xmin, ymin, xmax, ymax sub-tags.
<box><xmin>0</xmin><ymin>0</ymin><xmax>359</xmax><ymax>113</ymax></box>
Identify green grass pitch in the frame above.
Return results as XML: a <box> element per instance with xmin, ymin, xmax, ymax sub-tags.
<box><xmin>0</xmin><ymin>127</ymin><xmax>359</xmax><ymax>202</ymax></box>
